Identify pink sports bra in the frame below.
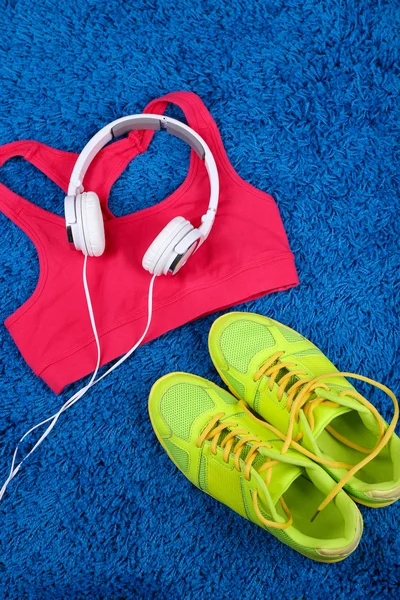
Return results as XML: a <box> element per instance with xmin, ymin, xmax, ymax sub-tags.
<box><xmin>0</xmin><ymin>91</ymin><xmax>299</xmax><ymax>394</ymax></box>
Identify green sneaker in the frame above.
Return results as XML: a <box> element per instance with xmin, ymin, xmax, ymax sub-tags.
<box><xmin>148</xmin><ymin>372</ymin><xmax>363</xmax><ymax>562</ymax></box>
<box><xmin>209</xmin><ymin>312</ymin><xmax>400</xmax><ymax>509</ymax></box>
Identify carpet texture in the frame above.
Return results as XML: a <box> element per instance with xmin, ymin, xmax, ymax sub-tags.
<box><xmin>0</xmin><ymin>1</ymin><xmax>399</xmax><ymax>598</ymax></box>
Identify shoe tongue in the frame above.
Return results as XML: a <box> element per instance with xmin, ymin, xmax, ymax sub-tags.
<box><xmin>310</xmin><ymin>385</ymin><xmax>378</xmax><ymax>439</ymax></box>
<box><xmin>309</xmin><ymin>391</ymin><xmax>353</xmax><ymax>439</ymax></box>
<box><xmin>274</xmin><ymin>366</ymin><xmax>359</xmax><ymax>438</ymax></box>
<box><xmin>274</xmin><ymin>360</ymin><xmax>381</xmax><ymax>442</ymax></box>
<box><xmin>218</xmin><ymin>425</ymin><xmax>303</xmax><ymax>507</ymax></box>
<box><xmin>253</xmin><ymin>449</ymin><xmax>303</xmax><ymax>506</ymax></box>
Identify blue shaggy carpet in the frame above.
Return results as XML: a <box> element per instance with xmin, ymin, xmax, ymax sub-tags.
<box><xmin>0</xmin><ymin>1</ymin><xmax>399</xmax><ymax>598</ymax></box>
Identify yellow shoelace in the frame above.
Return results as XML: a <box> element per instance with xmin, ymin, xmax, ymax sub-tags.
<box><xmin>253</xmin><ymin>352</ymin><xmax>399</xmax><ymax>520</ymax></box>
<box><xmin>196</xmin><ymin>413</ymin><xmax>293</xmax><ymax>530</ymax></box>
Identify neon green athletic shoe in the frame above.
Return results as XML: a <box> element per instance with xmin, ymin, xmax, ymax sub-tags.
<box><xmin>148</xmin><ymin>372</ymin><xmax>363</xmax><ymax>562</ymax></box>
<box><xmin>209</xmin><ymin>312</ymin><xmax>400</xmax><ymax>509</ymax></box>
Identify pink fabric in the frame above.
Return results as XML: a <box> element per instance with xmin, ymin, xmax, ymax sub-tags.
<box><xmin>0</xmin><ymin>91</ymin><xmax>299</xmax><ymax>394</ymax></box>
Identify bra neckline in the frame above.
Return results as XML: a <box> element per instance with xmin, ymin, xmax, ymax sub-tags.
<box><xmin>0</xmin><ymin>135</ymin><xmax>202</xmax><ymax>227</ymax></box>
<box><xmin>100</xmin><ymin>139</ymin><xmax>201</xmax><ymax>225</ymax></box>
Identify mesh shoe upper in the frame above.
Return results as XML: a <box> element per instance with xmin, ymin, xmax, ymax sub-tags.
<box><xmin>149</xmin><ymin>372</ymin><xmax>362</xmax><ymax>561</ymax></box>
<box><xmin>209</xmin><ymin>312</ymin><xmax>400</xmax><ymax>505</ymax></box>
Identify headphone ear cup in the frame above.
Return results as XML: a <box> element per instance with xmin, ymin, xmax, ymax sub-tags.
<box><xmin>143</xmin><ymin>216</ymin><xmax>193</xmax><ymax>275</ymax></box>
<box><xmin>81</xmin><ymin>192</ymin><xmax>105</xmax><ymax>257</ymax></box>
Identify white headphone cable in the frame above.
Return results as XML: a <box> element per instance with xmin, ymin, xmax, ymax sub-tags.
<box><xmin>0</xmin><ymin>257</ymin><xmax>157</xmax><ymax>502</ymax></box>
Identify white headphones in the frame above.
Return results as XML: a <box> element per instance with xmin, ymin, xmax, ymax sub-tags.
<box><xmin>65</xmin><ymin>114</ymin><xmax>219</xmax><ymax>275</ymax></box>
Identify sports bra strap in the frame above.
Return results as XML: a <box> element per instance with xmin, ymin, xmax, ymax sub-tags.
<box><xmin>0</xmin><ymin>140</ymin><xmax>78</xmax><ymax>218</ymax></box>
<box><xmin>0</xmin><ymin>140</ymin><xmax>77</xmax><ymax>193</ymax></box>
<box><xmin>144</xmin><ymin>91</ymin><xmax>215</xmax><ymax>129</ymax></box>
<box><xmin>0</xmin><ymin>140</ymin><xmax>75</xmax><ymax>244</ymax></box>
<box><xmin>101</xmin><ymin>92</ymin><xmax>220</xmax><ymax>209</ymax></box>
<box><xmin>131</xmin><ymin>91</ymin><xmax>219</xmax><ymax>154</ymax></box>
<box><xmin>0</xmin><ymin>93</ymin><xmax>221</xmax><ymax>224</ymax></box>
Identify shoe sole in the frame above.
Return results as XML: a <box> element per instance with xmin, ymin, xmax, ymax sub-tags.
<box><xmin>348</xmin><ymin>494</ymin><xmax>398</xmax><ymax>508</ymax></box>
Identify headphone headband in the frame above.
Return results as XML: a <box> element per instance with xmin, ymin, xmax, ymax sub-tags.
<box><xmin>67</xmin><ymin>114</ymin><xmax>219</xmax><ymax>240</ymax></box>
<box><xmin>65</xmin><ymin>113</ymin><xmax>219</xmax><ymax>268</ymax></box>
